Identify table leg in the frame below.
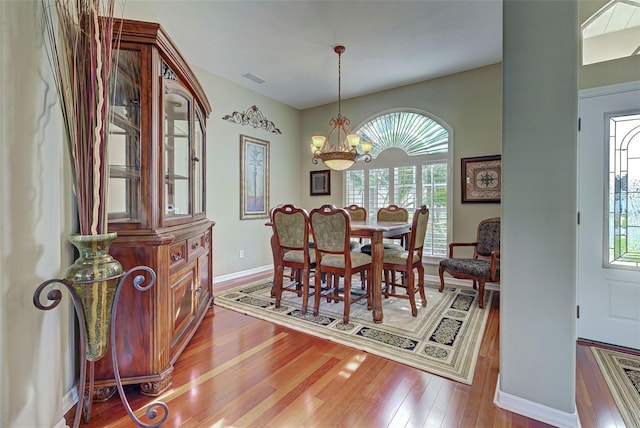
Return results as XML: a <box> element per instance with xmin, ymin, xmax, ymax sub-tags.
<box><xmin>370</xmin><ymin>230</ymin><xmax>384</xmax><ymax>323</ymax></box>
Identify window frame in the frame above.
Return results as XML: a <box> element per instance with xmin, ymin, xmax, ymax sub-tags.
<box><xmin>344</xmin><ymin>109</ymin><xmax>453</xmax><ymax>263</ymax></box>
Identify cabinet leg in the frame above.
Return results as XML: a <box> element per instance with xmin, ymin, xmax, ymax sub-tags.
<box><xmin>140</xmin><ymin>372</ymin><xmax>173</xmax><ymax>396</ymax></box>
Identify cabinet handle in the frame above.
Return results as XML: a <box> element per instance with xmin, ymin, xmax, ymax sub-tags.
<box><xmin>195</xmin><ymin>286</ymin><xmax>203</xmax><ymax>295</ymax></box>
<box><xmin>192</xmin><ymin>156</ymin><xmax>200</xmax><ymax>163</ymax></box>
<box><xmin>204</xmin><ymin>234</ymin><xmax>210</xmax><ymax>244</ymax></box>
<box><xmin>191</xmin><ymin>241</ymin><xmax>199</xmax><ymax>250</ymax></box>
<box><xmin>171</xmin><ymin>251</ymin><xmax>183</xmax><ymax>261</ymax></box>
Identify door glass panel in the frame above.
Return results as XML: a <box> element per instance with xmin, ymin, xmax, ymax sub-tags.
<box><xmin>194</xmin><ymin>112</ymin><xmax>204</xmax><ymax>214</ymax></box>
<box><xmin>164</xmin><ymin>89</ymin><xmax>191</xmax><ymax>217</ymax></box>
<box><xmin>108</xmin><ymin>49</ymin><xmax>141</xmax><ymax>221</ymax></box>
<box><xmin>608</xmin><ymin>112</ymin><xmax>640</xmax><ymax>268</ymax></box>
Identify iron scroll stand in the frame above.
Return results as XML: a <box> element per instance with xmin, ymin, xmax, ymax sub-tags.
<box><xmin>33</xmin><ymin>266</ymin><xmax>168</xmax><ymax>427</ymax></box>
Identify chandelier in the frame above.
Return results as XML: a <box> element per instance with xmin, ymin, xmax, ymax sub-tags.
<box><xmin>310</xmin><ymin>45</ymin><xmax>372</xmax><ymax>171</ymax></box>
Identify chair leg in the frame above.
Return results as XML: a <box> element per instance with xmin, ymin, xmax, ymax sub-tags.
<box><xmin>417</xmin><ymin>262</ymin><xmax>427</xmax><ymax>307</ymax></box>
<box><xmin>366</xmin><ymin>269</ymin><xmax>372</xmax><ymax>310</ymax></box>
<box><xmin>313</xmin><ymin>269</ymin><xmax>322</xmax><ymax>316</ymax></box>
<box><xmin>301</xmin><ymin>267</ymin><xmax>309</xmax><ymax>314</ymax></box>
<box><xmin>438</xmin><ymin>264</ymin><xmax>446</xmax><ymax>292</ymax></box>
<box><xmin>478</xmin><ymin>280</ymin><xmax>486</xmax><ymax>309</ymax></box>
<box><xmin>407</xmin><ymin>269</ymin><xmax>417</xmax><ymax>317</ymax></box>
<box><xmin>391</xmin><ymin>270</ymin><xmax>397</xmax><ymax>293</ymax></box>
<box><xmin>383</xmin><ymin>269</ymin><xmax>391</xmax><ymax>298</ymax></box>
<box><xmin>343</xmin><ymin>274</ymin><xmax>351</xmax><ymax>324</ymax></box>
<box><xmin>274</xmin><ymin>265</ymin><xmax>284</xmax><ymax>308</ymax></box>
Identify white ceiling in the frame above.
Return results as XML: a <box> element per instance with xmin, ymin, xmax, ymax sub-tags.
<box><xmin>137</xmin><ymin>1</ymin><xmax>503</xmax><ymax>110</ymax></box>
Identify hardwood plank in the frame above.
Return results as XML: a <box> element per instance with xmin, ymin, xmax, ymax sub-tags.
<box><xmin>66</xmin><ymin>272</ymin><xmax>628</xmax><ymax>428</ymax></box>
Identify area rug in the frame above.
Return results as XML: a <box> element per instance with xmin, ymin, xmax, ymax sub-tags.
<box><xmin>214</xmin><ymin>277</ymin><xmax>493</xmax><ymax>385</ymax></box>
<box><xmin>591</xmin><ymin>347</ymin><xmax>640</xmax><ymax>427</ymax></box>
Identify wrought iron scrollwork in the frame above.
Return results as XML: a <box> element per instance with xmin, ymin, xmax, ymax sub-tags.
<box><xmin>33</xmin><ymin>266</ymin><xmax>168</xmax><ymax>427</ymax></box>
<box><xmin>222</xmin><ymin>105</ymin><xmax>282</xmax><ymax>134</ymax></box>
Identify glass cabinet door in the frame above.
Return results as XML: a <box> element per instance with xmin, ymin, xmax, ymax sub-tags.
<box><xmin>194</xmin><ymin>111</ymin><xmax>205</xmax><ymax>215</ymax></box>
<box><xmin>164</xmin><ymin>85</ymin><xmax>191</xmax><ymax>218</ymax></box>
<box><xmin>108</xmin><ymin>49</ymin><xmax>142</xmax><ymax>221</ymax></box>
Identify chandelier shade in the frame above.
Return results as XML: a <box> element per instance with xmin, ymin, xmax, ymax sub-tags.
<box><xmin>310</xmin><ymin>45</ymin><xmax>372</xmax><ymax>171</ymax></box>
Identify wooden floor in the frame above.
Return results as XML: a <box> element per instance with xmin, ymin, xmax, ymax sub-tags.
<box><xmin>67</xmin><ymin>272</ymin><xmax>627</xmax><ymax>427</ymax></box>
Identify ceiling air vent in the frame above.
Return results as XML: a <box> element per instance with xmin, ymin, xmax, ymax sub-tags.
<box><xmin>242</xmin><ymin>72</ymin><xmax>266</xmax><ymax>84</ymax></box>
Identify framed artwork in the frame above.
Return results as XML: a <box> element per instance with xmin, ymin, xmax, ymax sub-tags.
<box><xmin>461</xmin><ymin>155</ymin><xmax>501</xmax><ymax>203</ymax></box>
<box><xmin>240</xmin><ymin>135</ymin><xmax>270</xmax><ymax>219</ymax></box>
<box><xmin>310</xmin><ymin>170</ymin><xmax>331</xmax><ymax>196</ymax></box>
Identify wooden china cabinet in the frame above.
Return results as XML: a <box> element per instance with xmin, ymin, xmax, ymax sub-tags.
<box><xmin>93</xmin><ymin>18</ymin><xmax>214</xmax><ymax>399</ymax></box>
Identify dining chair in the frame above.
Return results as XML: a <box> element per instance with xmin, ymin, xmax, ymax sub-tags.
<box><xmin>381</xmin><ymin>205</ymin><xmax>430</xmax><ymax>317</ymax></box>
<box><xmin>438</xmin><ymin>217</ymin><xmax>500</xmax><ymax>309</ymax></box>
<box><xmin>344</xmin><ymin>204</ymin><xmax>368</xmax><ymax>250</ymax></box>
<box><xmin>360</xmin><ymin>204</ymin><xmax>409</xmax><ymax>255</ymax></box>
<box><xmin>310</xmin><ymin>204</ymin><xmax>372</xmax><ymax>324</ymax></box>
<box><xmin>271</xmin><ymin>204</ymin><xmax>316</xmax><ymax>314</ymax></box>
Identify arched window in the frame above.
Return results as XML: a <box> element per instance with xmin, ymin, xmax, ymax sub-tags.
<box><xmin>345</xmin><ymin>111</ymin><xmax>451</xmax><ymax>258</ymax></box>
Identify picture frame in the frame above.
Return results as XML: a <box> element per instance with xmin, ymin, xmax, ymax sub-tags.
<box><xmin>309</xmin><ymin>170</ymin><xmax>331</xmax><ymax>196</ymax></box>
<box><xmin>461</xmin><ymin>155</ymin><xmax>501</xmax><ymax>203</ymax></box>
<box><xmin>240</xmin><ymin>135</ymin><xmax>270</xmax><ymax>219</ymax></box>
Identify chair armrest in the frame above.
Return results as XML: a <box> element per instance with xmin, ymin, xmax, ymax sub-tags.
<box><xmin>448</xmin><ymin>242</ymin><xmax>478</xmax><ymax>258</ymax></box>
<box><xmin>490</xmin><ymin>250</ymin><xmax>500</xmax><ymax>281</ymax></box>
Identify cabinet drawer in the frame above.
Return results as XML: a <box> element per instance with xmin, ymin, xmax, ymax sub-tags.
<box><xmin>187</xmin><ymin>231</ymin><xmax>209</xmax><ymax>261</ymax></box>
<box><xmin>169</xmin><ymin>240</ymin><xmax>187</xmax><ymax>269</ymax></box>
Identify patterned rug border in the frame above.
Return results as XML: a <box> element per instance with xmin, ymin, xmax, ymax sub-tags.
<box><xmin>214</xmin><ymin>278</ymin><xmax>493</xmax><ymax>385</ymax></box>
<box><xmin>590</xmin><ymin>346</ymin><xmax>640</xmax><ymax>427</ymax></box>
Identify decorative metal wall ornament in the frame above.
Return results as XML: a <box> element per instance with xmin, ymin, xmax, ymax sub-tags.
<box><xmin>222</xmin><ymin>105</ymin><xmax>282</xmax><ymax>134</ymax></box>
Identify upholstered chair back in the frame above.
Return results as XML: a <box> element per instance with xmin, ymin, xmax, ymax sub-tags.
<box><xmin>410</xmin><ymin>205</ymin><xmax>430</xmax><ymax>251</ymax></box>
<box><xmin>273</xmin><ymin>206</ymin><xmax>307</xmax><ymax>250</ymax></box>
<box><xmin>377</xmin><ymin>204</ymin><xmax>409</xmax><ymax>222</ymax></box>
<box><xmin>343</xmin><ymin>204</ymin><xmax>367</xmax><ymax>222</ymax></box>
<box><xmin>310</xmin><ymin>205</ymin><xmax>349</xmax><ymax>254</ymax></box>
<box><xmin>475</xmin><ymin>218</ymin><xmax>501</xmax><ymax>258</ymax></box>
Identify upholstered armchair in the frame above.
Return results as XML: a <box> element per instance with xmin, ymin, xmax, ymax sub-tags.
<box><xmin>310</xmin><ymin>204</ymin><xmax>372</xmax><ymax>324</ymax></box>
<box><xmin>271</xmin><ymin>204</ymin><xmax>316</xmax><ymax>313</ymax></box>
<box><xmin>438</xmin><ymin>217</ymin><xmax>500</xmax><ymax>308</ymax></box>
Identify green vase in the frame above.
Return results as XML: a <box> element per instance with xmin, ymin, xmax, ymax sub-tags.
<box><xmin>64</xmin><ymin>232</ymin><xmax>123</xmax><ymax>362</ymax></box>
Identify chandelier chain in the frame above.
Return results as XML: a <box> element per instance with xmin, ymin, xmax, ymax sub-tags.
<box><xmin>337</xmin><ymin>48</ymin><xmax>342</xmax><ymax>117</ymax></box>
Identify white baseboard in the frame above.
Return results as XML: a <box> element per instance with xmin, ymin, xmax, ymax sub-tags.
<box><xmin>53</xmin><ymin>418</ymin><xmax>69</xmax><ymax>428</ymax></box>
<box><xmin>214</xmin><ymin>265</ymin><xmax>272</xmax><ymax>283</ymax></box>
<box><xmin>61</xmin><ymin>384</ymin><xmax>78</xmax><ymax>426</ymax></box>
<box><xmin>493</xmin><ymin>375</ymin><xmax>582</xmax><ymax>428</ymax></box>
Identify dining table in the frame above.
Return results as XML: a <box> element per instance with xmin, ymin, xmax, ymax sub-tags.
<box><xmin>267</xmin><ymin>218</ymin><xmax>411</xmax><ymax>324</ymax></box>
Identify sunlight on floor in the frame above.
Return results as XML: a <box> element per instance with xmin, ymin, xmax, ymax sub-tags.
<box><xmin>338</xmin><ymin>353</ymin><xmax>366</xmax><ymax>378</ymax></box>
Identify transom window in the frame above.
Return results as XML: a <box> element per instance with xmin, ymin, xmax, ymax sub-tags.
<box><xmin>582</xmin><ymin>0</ymin><xmax>640</xmax><ymax>65</ymax></box>
<box><xmin>345</xmin><ymin>111</ymin><xmax>451</xmax><ymax>259</ymax></box>
<box><xmin>608</xmin><ymin>112</ymin><xmax>640</xmax><ymax>267</ymax></box>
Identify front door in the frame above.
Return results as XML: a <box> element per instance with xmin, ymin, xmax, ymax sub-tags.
<box><xmin>577</xmin><ymin>82</ymin><xmax>640</xmax><ymax>350</ymax></box>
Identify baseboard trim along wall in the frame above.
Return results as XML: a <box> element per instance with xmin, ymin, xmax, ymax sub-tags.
<box><xmin>214</xmin><ymin>265</ymin><xmax>272</xmax><ymax>283</ymax></box>
<box><xmin>493</xmin><ymin>375</ymin><xmax>582</xmax><ymax>428</ymax></box>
